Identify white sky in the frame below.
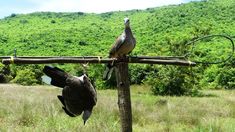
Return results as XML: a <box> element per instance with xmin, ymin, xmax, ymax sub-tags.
<box><xmin>0</xmin><ymin>0</ymin><xmax>198</xmax><ymax>18</ymax></box>
<box><xmin>36</xmin><ymin>0</ymin><xmax>189</xmax><ymax>13</ymax></box>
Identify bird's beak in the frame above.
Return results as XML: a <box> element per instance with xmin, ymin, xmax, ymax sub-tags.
<box><xmin>84</xmin><ymin>120</ymin><xmax>86</xmax><ymax>125</ymax></box>
<box><xmin>82</xmin><ymin>110</ymin><xmax>91</xmax><ymax>125</ymax></box>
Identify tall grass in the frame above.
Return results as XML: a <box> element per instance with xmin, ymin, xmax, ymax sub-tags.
<box><xmin>0</xmin><ymin>84</ymin><xmax>235</xmax><ymax>131</ymax></box>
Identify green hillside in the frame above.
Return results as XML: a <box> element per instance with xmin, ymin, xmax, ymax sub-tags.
<box><xmin>0</xmin><ymin>0</ymin><xmax>234</xmax><ymax>92</ymax></box>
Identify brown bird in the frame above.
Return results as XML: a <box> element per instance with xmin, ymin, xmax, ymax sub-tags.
<box><xmin>103</xmin><ymin>17</ymin><xmax>136</xmax><ymax>80</ymax></box>
<box><xmin>43</xmin><ymin>66</ymin><xmax>97</xmax><ymax>125</ymax></box>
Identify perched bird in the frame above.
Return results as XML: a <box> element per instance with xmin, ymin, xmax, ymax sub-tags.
<box><xmin>103</xmin><ymin>17</ymin><xmax>136</xmax><ymax>80</ymax></box>
<box><xmin>43</xmin><ymin>66</ymin><xmax>97</xmax><ymax>125</ymax></box>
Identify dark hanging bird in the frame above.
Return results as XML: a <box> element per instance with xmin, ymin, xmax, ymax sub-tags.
<box><xmin>103</xmin><ymin>17</ymin><xmax>136</xmax><ymax>80</ymax></box>
<box><xmin>43</xmin><ymin>66</ymin><xmax>97</xmax><ymax>125</ymax></box>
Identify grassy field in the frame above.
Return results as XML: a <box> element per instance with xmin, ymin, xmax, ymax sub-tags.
<box><xmin>0</xmin><ymin>84</ymin><xmax>235</xmax><ymax>132</ymax></box>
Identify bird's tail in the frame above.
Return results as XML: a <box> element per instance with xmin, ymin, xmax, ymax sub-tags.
<box><xmin>43</xmin><ymin>66</ymin><xmax>68</xmax><ymax>88</ymax></box>
<box><xmin>103</xmin><ymin>63</ymin><xmax>114</xmax><ymax>80</ymax></box>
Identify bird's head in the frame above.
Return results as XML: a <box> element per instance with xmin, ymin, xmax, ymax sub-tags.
<box><xmin>82</xmin><ymin>110</ymin><xmax>92</xmax><ymax>125</ymax></box>
<box><xmin>124</xmin><ymin>17</ymin><xmax>130</xmax><ymax>27</ymax></box>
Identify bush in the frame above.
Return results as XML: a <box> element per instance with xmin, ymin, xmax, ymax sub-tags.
<box><xmin>10</xmin><ymin>13</ymin><xmax>17</xmax><ymax>18</ymax></box>
<box><xmin>0</xmin><ymin>64</ymin><xmax>12</xmax><ymax>83</ymax></box>
<box><xmin>199</xmin><ymin>65</ymin><xmax>220</xmax><ymax>89</ymax></box>
<box><xmin>217</xmin><ymin>68</ymin><xmax>235</xmax><ymax>89</ymax></box>
<box><xmin>19</xmin><ymin>19</ymin><xmax>29</xmax><ymax>24</ymax></box>
<box><xmin>129</xmin><ymin>64</ymin><xmax>156</xmax><ymax>84</ymax></box>
<box><xmin>144</xmin><ymin>35</ymin><xmax>200</xmax><ymax>96</ymax></box>
<box><xmin>11</xmin><ymin>65</ymin><xmax>43</xmax><ymax>85</ymax></box>
<box><xmin>51</xmin><ymin>20</ymin><xmax>56</xmax><ymax>24</ymax></box>
<box><xmin>87</xmin><ymin>64</ymin><xmax>116</xmax><ymax>89</ymax></box>
<box><xmin>12</xmin><ymin>69</ymin><xmax>38</xmax><ymax>85</ymax></box>
<box><xmin>144</xmin><ymin>65</ymin><xmax>197</xmax><ymax>96</ymax></box>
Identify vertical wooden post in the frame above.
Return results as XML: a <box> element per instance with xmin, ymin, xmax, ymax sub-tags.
<box><xmin>115</xmin><ymin>62</ymin><xmax>132</xmax><ymax>132</ymax></box>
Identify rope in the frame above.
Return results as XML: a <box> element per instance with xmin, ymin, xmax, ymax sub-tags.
<box><xmin>97</xmin><ymin>56</ymin><xmax>101</xmax><ymax>63</ymax></box>
<box><xmin>184</xmin><ymin>34</ymin><xmax>234</xmax><ymax>64</ymax></box>
<box><xmin>81</xmin><ymin>56</ymin><xmax>89</xmax><ymax>74</ymax></box>
<box><xmin>187</xmin><ymin>60</ymin><xmax>192</xmax><ymax>66</ymax></box>
<box><xmin>10</xmin><ymin>56</ymin><xmax>14</xmax><ymax>64</ymax></box>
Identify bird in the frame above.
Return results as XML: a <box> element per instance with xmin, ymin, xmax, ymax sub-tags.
<box><xmin>103</xmin><ymin>17</ymin><xmax>136</xmax><ymax>80</ymax></box>
<box><xmin>43</xmin><ymin>66</ymin><xmax>97</xmax><ymax>125</ymax></box>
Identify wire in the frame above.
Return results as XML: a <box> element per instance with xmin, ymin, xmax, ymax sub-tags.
<box><xmin>184</xmin><ymin>34</ymin><xmax>234</xmax><ymax>64</ymax></box>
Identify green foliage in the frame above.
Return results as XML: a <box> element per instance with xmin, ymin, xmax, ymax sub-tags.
<box><xmin>217</xmin><ymin>68</ymin><xmax>235</xmax><ymax>89</ymax></box>
<box><xmin>129</xmin><ymin>64</ymin><xmax>157</xmax><ymax>84</ymax></box>
<box><xmin>145</xmin><ymin>66</ymin><xmax>196</xmax><ymax>96</ymax></box>
<box><xmin>199</xmin><ymin>65</ymin><xmax>220</xmax><ymax>89</ymax></box>
<box><xmin>12</xmin><ymin>69</ymin><xmax>38</xmax><ymax>85</ymax></box>
<box><xmin>11</xmin><ymin>65</ymin><xmax>43</xmax><ymax>85</ymax></box>
<box><xmin>0</xmin><ymin>63</ymin><xmax>12</xmax><ymax>83</ymax></box>
<box><xmin>143</xmin><ymin>33</ymin><xmax>200</xmax><ymax>95</ymax></box>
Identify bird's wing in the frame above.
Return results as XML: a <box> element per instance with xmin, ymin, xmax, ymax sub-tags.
<box><xmin>43</xmin><ymin>66</ymin><xmax>67</xmax><ymax>88</ymax></box>
<box><xmin>63</xmin><ymin>76</ymin><xmax>84</xmax><ymax>100</ymax></box>
<box><xmin>109</xmin><ymin>33</ymin><xmax>126</xmax><ymax>57</ymax></box>
<box><xmin>83</xmin><ymin>76</ymin><xmax>97</xmax><ymax>105</ymax></box>
<box><xmin>133</xmin><ymin>37</ymin><xmax>136</xmax><ymax>48</ymax></box>
<box><xmin>57</xmin><ymin>95</ymin><xmax>65</xmax><ymax>106</ymax></box>
<box><xmin>128</xmin><ymin>36</ymin><xmax>136</xmax><ymax>54</ymax></box>
<box><xmin>62</xmin><ymin>84</ymin><xmax>84</xmax><ymax>116</ymax></box>
<box><xmin>62</xmin><ymin>107</ymin><xmax>76</xmax><ymax>117</ymax></box>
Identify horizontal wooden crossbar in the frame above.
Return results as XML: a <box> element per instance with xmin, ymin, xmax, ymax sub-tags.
<box><xmin>1</xmin><ymin>56</ymin><xmax>196</xmax><ymax>66</ymax></box>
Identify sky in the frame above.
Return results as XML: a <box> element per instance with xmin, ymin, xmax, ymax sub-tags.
<box><xmin>0</xmin><ymin>0</ymin><xmax>199</xmax><ymax>18</ymax></box>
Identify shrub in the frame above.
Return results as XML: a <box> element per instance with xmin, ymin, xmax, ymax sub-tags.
<box><xmin>87</xmin><ymin>65</ymin><xmax>116</xmax><ymax>89</ymax></box>
<box><xmin>10</xmin><ymin>13</ymin><xmax>17</xmax><ymax>18</ymax></box>
<box><xmin>217</xmin><ymin>68</ymin><xmax>235</xmax><ymax>89</ymax></box>
<box><xmin>19</xmin><ymin>19</ymin><xmax>29</xmax><ymax>24</ymax></box>
<box><xmin>144</xmin><ymin>65</ymin><xmax>197</xmax><ymax>96</ymax></box>
<box><xmin>11</xmin><ymin>65</ymin><xmax>43</xmax><ymax>85</ymax></box>
<box><xmin>129</xmin><ymin>64</ymin><xmax>158</xmax><ymax>84</ymax></box>
<box><xmin>199</xmin><ymin>65</ymin><xmax>220</xmax><ymax>89</ymax></box>
<box><xmin>0</xmin><ymin>64</ymin><xmax>12</xmax><ymax>83</ymax></box>
<box><xmin>12</xmin><ymin>69</ymin><xmax>38</xmax><ymax>85</ymax></box>
<box><xmin>51</xmin><ymin>20</ymin><xmax>56</xmax><ymax>24</ymax></box>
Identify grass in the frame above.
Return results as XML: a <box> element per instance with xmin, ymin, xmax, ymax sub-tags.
<box><xmin>0</xmin><ymin>84</ymin><xmax>235</xmax><ymax>131</ymax></box>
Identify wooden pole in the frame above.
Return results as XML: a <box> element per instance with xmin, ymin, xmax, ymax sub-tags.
<box><xmin>1</xmin><ymin>57</ymin><xmax>196</xmax><ymax>66</ymax></box>
<box><xmin>115</xmin><ymin>62</ymin><xmax>132</xmax><ymax>132</ymax></box>
<box><xmin>0</xmin><ymin>56</ymin><xmax>100</xmax><ymax>59</ymax></box>
<box><xmin>0</xmin><ymin>55</ymin><xmax>184</xmax><ymax>60</ymax></box>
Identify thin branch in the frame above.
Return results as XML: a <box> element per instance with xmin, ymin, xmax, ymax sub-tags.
<box><xmin>0</xmin><ymin>56</ymin><xmax>101</xmax><ymax>59</ymax></box>
<box><xmin>132</xmin><ymin>56</ymin><xmax>185</xmax><ymax>60</ymax></box>
<box><xmin>1</xmin><ymin>56</ymin><xmax>196</xmax><ymax>66</ymax></box>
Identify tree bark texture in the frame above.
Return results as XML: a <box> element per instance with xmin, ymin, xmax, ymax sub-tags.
<box><xmin>115</xmin><ymin>62</ymin><xmax>132</xmax><ymax>132</ymax></box>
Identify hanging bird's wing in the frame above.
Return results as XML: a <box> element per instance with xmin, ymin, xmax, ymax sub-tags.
<box><xmin>81</xmin><ymin>75</ymin><xmax>97</xmax><ymax>124</ymax></box>
<box><xmin>43</xmin><ymin>66</ymin><xmax>68</xmax><ymax>88</ymax></box>
<box><xmin>83</xmin><ymin>75</ymin><xmax>97</xmax><ymax>106</ymax></box>
<box><xmin>62</xmin><ymin>76</ymin><xmax>84</xmax><ymax>116</ymax></box>
<box><xmin>57</xmin><ymin>95</ymin><xmax>65</xmax><ymax>106</ymax></box>
<box><xmin>62</xmin><ymin>107</ymin><xmax>76</xmax><ymax>117</ymax></box>
<box><xmin>43</xmin><ymin>66</ymin><xmax>86</xmax><ymax>117</ymax></box>
<box><xmin>58</xmin><ymin>95</ymin><xmax>76</xmax><ymax>117</ymax></box>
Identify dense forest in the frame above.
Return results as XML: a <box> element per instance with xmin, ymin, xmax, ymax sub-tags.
<box><xmin>0</xmin><ymin>0</ymin><xmax>234</xmax><ymax>95</ymax></box>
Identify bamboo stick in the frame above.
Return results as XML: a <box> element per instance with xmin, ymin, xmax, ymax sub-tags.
<box><xmin>2</xmin><ymin>56</ymin><xmax>196</xmax><ymax>66</ymax></box>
